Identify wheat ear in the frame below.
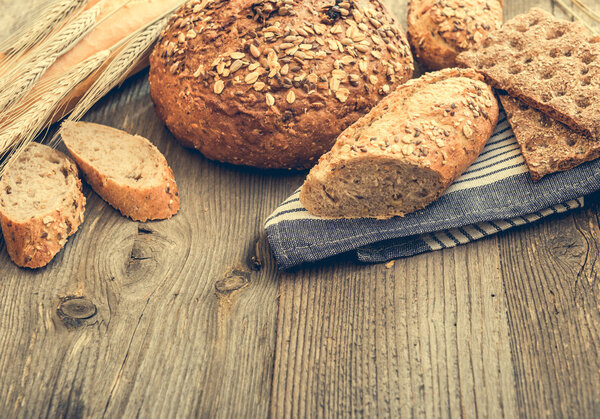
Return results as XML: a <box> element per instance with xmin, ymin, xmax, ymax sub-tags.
<box><xmin>0</xmin><ymin>0</ymin><xmax>90</xmax><ymax>59</ymax></box>
<box><xmin>0</xmin><ymin>50</ymin><xmax>111</xmax><ymax>176</ymax></box>
<box><xmin>0</xmin><ymin>4</ymin><xmax>103</xmax><ymax>116</ymax></box>
<box><xmin>0</xmin><ymin>0</ymin><xmax>188</xmax><ymax>174</ymax></box>
<box><xmin>54</xmin><ymin>0</ymin><xmax>191</xmax><ymax>132</ymax></box>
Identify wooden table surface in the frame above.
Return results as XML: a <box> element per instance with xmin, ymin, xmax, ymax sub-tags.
<box><xmin>1</xmin><ymin>0</ymin><xmax>600</xmax><ymax>417</ymax></box>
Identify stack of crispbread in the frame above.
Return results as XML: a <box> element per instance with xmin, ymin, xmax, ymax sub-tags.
<box><xmin>457</xmin><ymin>8</ymin><xmax>600</xmax><ymax>181</ymax></box>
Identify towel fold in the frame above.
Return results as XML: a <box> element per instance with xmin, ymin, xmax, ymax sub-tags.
<box><xmin>265</xmin><ymin>112</ymin><xmax>599</xmax><ymax>269</ymax></box>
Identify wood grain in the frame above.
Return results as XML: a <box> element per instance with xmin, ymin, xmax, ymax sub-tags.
<box><xmin>1</xmin><ymin>0</ymin><xmax>599</xmax><ymax>418</ymax></box>
<box><xmin>271</xmin><ymin>239</ymin><xmax>518</xmax><ymax>417</ymax></box>
<box><xmin>498</xmin><ymin>199</ymin><xmax>600</xmax><ymax>418</ymax></box>
<box><xmin>0</xmin><ymin>75</ymin><xmax>292</xmax><ymax>417</ymax></box>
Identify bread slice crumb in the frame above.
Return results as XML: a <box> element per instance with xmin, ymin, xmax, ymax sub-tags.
<box><xmin>0</xmin><ymin>143</ymin><xmax>85</xmax><ymax>268</ymax></box>
<box><xmin>60</xmin><ymin>121</ymin><xmax>179</xmax><ymax>222</ymax></box>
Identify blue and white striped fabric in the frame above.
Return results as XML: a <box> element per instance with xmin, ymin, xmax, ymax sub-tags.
<box><xmin>265</xmin><ymin>111</ymin><xmax>600</xmax><ymax>269</ymax></box>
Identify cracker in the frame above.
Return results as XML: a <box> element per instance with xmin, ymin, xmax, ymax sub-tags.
<box><xmin>457</xmin><ymin>8</ymin><xmax>600</xmax><ymax>139</ymax></box>
<box><xmin>500</xmin><ymin>95</ymin><xmax>600</xmax><ymax>182</ymax></box>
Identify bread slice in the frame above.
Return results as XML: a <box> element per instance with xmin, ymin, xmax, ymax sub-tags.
<box><xmin>457</xmin><ymin>8</ymin><xmax>600</xmax><ymax>139</ymax></box>
<box><xmin>500</xmin><ymin>95</ymin><xmax>600</xmax><ymax>182</ymax></box>
<box><xmin>0</xmin><ymin>143</ymin><xmax>85</xmax><ymax>268</ymax></box>
<box><xmin>60</xmin><ymin>121</ymin><xmax>179</xmax><ymax>222</ymax></box>
<box><xmin>299</xmin><ymin>68</ymin><xmax>499</xmax><ymax>219</ymax></box>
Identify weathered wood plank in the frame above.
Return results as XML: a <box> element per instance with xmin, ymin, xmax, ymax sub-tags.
<box><xmin>269</xmin><ymin>0</ymin><xmax>520</xmax><ymax>417</ymax></box>
<box><xmin>1</xmin><ymin>0</ymin><xmax>599</xmax><ymax>417</ymax></box>
<box><xmin>498</xmin><ymin>199</ymin><xmax>600</xmax><ymax>418</ymax></box>
<box><xmin>0</xmin><ymin>73</ymin><xmax>292</xmax><ymax>417</ymax></box>
<box><xmin>494</xmin><ymin>1</ymin><xmax>600</xmax><ymax>417</ymax></box>
<box><xmin>271</xmin><ymin>238</ymin><xmax>518</xmax><ymax>417</ymax></box>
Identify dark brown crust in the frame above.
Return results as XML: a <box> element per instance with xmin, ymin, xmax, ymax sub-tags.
<box><xmin>457</xmin><ymin>8</ymin><xmax>600</xmax><ymax>139</ymax></box>
<box><xmin>300</xmin><ymin>68</ymin><xmax>499</xmax><ymax>218</ymax></box>
<box><xmin>500</xmin><ymin>95</ymin><xmax>600</xmax><ymax>182</ymax></box>
<box><xmin>407</xmin><ymin>0</ymin><xmax>503</xmax><ymax>71</ymax></box>
<box><xmin>0</xmin><ymin>149</ymin><xmax>85</xmax><ymax>269</ymax></box>
<box><xmin>149</xmin><ymin>0</ymin><xmax>414</xmax><ymax>169</ymax></box>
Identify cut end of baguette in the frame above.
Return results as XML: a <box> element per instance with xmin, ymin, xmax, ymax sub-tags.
<box><xmin>300</xmin><ymin>158</ymin><xmax>444</xmax><ymax>219</ymax></box>
<box><xmin>0</xmin><ymin>143</ymin><xmax>85</xmax><ymax>268</ymax></box>
<box><xmin>299</xmin><ymin>68</ymin><xmax>498</xmax><ymax>220</ymax></box>
<box><xmin>60</xmin><ymin>121</ymin><xmax>180</xmax><ymax>222</ymax></box>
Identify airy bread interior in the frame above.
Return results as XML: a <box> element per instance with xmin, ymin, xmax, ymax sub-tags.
<box><xmin>301</xmin><ymin>157</ymin><xmax>444</xmax><ymax>218</ymax></box>
<box><xmin>0</xmin><ymin>143</ymin><xmax>79</xmax><ymax>221</ymax></box>
<box><xmin>61</xmin><ymin>121</ymin><xmax>166</xmax><ymax>188</ymax></box>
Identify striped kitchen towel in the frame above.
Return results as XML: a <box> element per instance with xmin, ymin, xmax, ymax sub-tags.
<box><xmin>265</xmin><ymin>111</ymin><xmax>600</xmax><ymax>269</ymax></box>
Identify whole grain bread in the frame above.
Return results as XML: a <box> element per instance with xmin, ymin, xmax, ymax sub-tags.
<box><xmin>457</xmin><ymin>8</ymin><xmax>600</xmax><ymax>139</ymax></box>
<box><xmin>299</xmin><ymin>68</ymin><xmax>499</xmax><ymax>219</ymax></box>
<box><xmin>60</xmin><ymin>121</ymin><xmax>179</xmax><ymax>222</ymax></box>
<box><xmin>149</xmin><ymin>0</ymin><xmax>414</xmax><ymax>169</ymax></box>
<box><xmin>0</xmin><ymin>143</ymin><xmax>85</xmax><ymax>268</ymax></box>
<box><xmin>499</xmin><ymin>95</ymin><xmax>600</xmax><ymax>182</ymax></box>
<box><xmin>407</xmin><ymin>0</ymin><xmax>503</xmax><ymax>70</ymax></box>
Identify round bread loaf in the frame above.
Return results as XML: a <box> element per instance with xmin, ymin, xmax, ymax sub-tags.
<box><xmin>149</xmin><ymin>0</ymin><xmax>414</xmax><ymax>169</ymax></box>
<box><xmin>407</xmin><ymin>0</ymin><xmax>503</xmax><ymax>71</ymax></box>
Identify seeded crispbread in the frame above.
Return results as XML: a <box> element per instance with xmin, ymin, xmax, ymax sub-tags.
<box><xmin>457</xmin><ymin>8</ymin><xmax>600</xmax><ymax>139</ymax></box>
<box><xmin>500</xmin><ymin>94</ymin><xmax>600</xmax><ymax>182</ymax></box>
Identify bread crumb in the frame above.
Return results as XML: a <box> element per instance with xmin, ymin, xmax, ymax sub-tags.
<box><xmin>385</xmin><ymin>260</ymin><xmax>395</xmax><ymax>269</ymax></box>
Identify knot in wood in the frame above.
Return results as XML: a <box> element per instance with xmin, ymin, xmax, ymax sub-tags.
<box><xmin>58</xmin><ymin>296</ymin><xmax>97</xmax><ymax>320</ymax></box>
<box><xmin>215</xmin><ymin>269</ymin><xmax>250</xmax><ymax>293</ymax></box>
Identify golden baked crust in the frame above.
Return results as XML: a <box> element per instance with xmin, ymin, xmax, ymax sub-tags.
<box><xmin>149</xmin><ymin>0</ymin><xmax>414</xmax><ymax>169</ymax></box>
<box><xmin>407</xmin><ymin>0</ymin><xmax>502</xmax><ymax>70</ymax></box>
<box><xmin>300</xmin><ymin>68</ymin><xmax>499</xmax><ymax>218</ymax></box>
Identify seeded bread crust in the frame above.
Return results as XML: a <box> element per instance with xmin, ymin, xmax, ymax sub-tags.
<box><xmin>149</xmin><ymin>0</ymin><xmax>414</xmax><ymax>169</ymax></box>
<box><xmin>407</xmin><ymin>0</ymin><xmax>503</xmax><ymax>70</ymax></box>
<box><xmin>60</xmin><ymin>121</ymin><xmax>180</xmax><ymax>222</ymax></box>
<box><xmin>500</xmin><ymin>95</ymin><xmax>600</xmax><ymax>182</ymax></box>
<box><xmin>457</xmin><ymin>8</ymin><xmax>600</xmax><ymax>139</ymax></box>
<box><xmin>0</xmin><ymin>144</ymin><xmax>85</xmax><ymax>269</ymax></box>
<box><xmin>299</xmin><ymin>68</ymin><xmax>498</xmax><ymax>218</ymax></box>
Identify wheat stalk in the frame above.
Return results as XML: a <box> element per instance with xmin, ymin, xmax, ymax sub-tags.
<box><xmin>65</xmin><ymin>18</ymin><xmax>169</xmax><ymax>126</ymax></box>
<box><xmin>570</xmin><ymin>0</ymin><xmax>600</xmax><ymax>24</ymax></box>
<box><xmin>553</xmin><ymin>0</ymin><xmax>600</xmax><ymax>34</ymax></box>
<box><xmin>0</xmin><ymin>49</ymin><xmax>111</xmax><ymax>175</ymax></box>
<box><xmin>0</xmin><ymin>0</ymin><xmax>90</xmax><ymax>59</ymax></box>
<box><xmin>0</xmin><ymin>0</ymin><xmax>189</xmax><ymax>175</ymax></box>
<box><xmin>0</xmin><ymin>3</ymin><xmax>103</xmax><ymax>115</ymax></box>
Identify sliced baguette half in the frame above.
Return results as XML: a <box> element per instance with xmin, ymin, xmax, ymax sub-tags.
<box><xmin>0</xmin><ymin>143</ymin><xmax>86</xmax><ymax>268</ymax></box>
<box><xmin>60</xmin><ymin>121</ymin><xmax>179</xmax><ymax>222</ymax></box>
<box><xmin>299</xmin><ymin>68</ymin><xmax>499</xmax><ymax>219</ymax></box>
